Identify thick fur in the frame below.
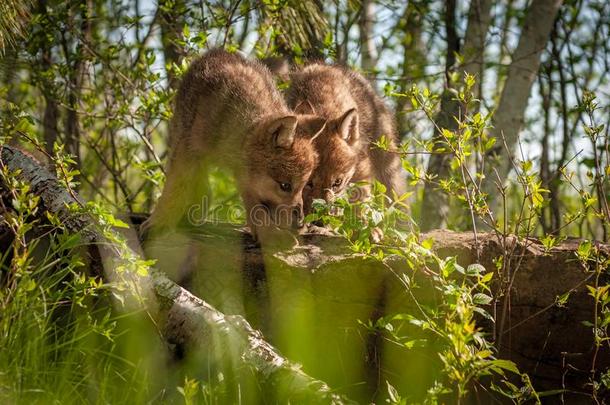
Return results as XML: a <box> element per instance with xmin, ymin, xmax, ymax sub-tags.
<box><xmin>147</xmin><ymin>49</ymin><xmax>325</xmax><ymax>241</ymax></box>
<box><xmin>286</xmin><ymin>63</ymin><xmax>404</xmax><ymax>213</ymax></box>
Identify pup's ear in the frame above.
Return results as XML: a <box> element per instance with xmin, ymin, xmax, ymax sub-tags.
<box><xmin>268</xmin><ymin>115</ymin><xmax>298</xmax><ymax>148</ymax></box>
<box><xmin>294</xmin><ymin>99</ymin><xmax>316</xmax><ymax>115</ymax></box>
<box><xmin>337</xmin><ymin>108</ymin><xmax>359</xmax><ymax>144</ymax></box>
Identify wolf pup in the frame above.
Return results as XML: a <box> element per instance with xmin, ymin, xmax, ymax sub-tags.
<box><xmin>146</xmin><ymin>49</ymin><xmax>326</xmax><ymax>244</ymax></box>
<box><xmin>286</xmin><ymin>63</ymin><xmax>404</xmax><ymax>214</ymax></box>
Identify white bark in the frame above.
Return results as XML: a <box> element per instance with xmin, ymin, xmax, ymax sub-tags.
<box><xmin>461</xmin><ymin>0</ymin><xmax>493</xmax><ymax>89</ymax></box>
<box><xmin>482</xmin><ymin>0</ymin><xmax>563</xmax><ymax>199</ymax></box>
<box><xmin>359</xmin><ymin>0</ymin><xmax>377</xmax><ymax>72</ymax></box>
<box><xmin>421</xmin><ymin>0</ymin><xmax>493</xmax><ymax>230</ymax></box>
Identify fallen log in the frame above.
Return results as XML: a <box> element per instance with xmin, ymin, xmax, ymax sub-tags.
<box><xmin>144</xmin><ymin>215</ymin><xmax>610</xmax><ymax>401</ymax></box>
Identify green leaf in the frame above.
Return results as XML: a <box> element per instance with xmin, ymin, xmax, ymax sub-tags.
<box><xmin>473</xmin><ymin>306</ymin><xmax>494</xmax><ymax>322</ymax></box>
<box><xmin>467</xmin><ymin>263</ymin><xmax>486</xmax><ymax>275</ymax></box>
<box><xmin>577</xmin><ymin>240</ymin><xmax>592</xmax><ymax>260</ymax></box>
<box><xmin>484</xmin><ymin>137</ymin><xmax>496</xmax><ymax>151</ymax></box>
<box><xmin>555</xmin><ymin>291</ymin><xmax>570</xmax><ymax>307</ymax></box>
<box><xmin>581</xmin><ymin>157</ymin><xmax>596</xmax><ymax>168</ymax></box>
<box><xmin>490</xmin><ymin>359</ymin><xmax>520</xmax><ymax>375</ymax></box>
<box><xmin>110</xmin><ymin>218</ymin><xmax>129</xmax><ymax>229</ymax></box>
<box><xmin>480</xmin><ymin>272</ymin><xmax>494</xmax><ymax>283</ymax></box>
<box><xmin>386</xmin><ymin>381</ymin><xmax>402</xmax><ymax>403</ymax></box>
<box><xmin>473</xmin><ymin>293</ymin><xmax>493</xmax><ymax>305</ymax></box>
<box><xmin>371</xmin><ymin>210</ymin><xmax>383</xmax><ymax>225</ymax></box>
<box><xmin>421</xmin><ymin>238</ymin><xmax>434</xmax><ymax>250</ymax></box>
<box><xmin>23</xmin><ymin>278</ymin><xmax>37</xmax><ymax>292</ymax></box>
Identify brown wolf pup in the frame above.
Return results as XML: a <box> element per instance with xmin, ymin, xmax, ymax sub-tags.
<box><xmin>145</xmin><ymin>49</ymin><xmax>326</xmax><ymax>244</ymax></box>
<box><xmin>286</xmin><ymin>63</ymin><xmax>404</xmax><ymax>214</ymax></box>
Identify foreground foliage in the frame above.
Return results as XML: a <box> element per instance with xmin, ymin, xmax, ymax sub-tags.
<box><xmin>1</xmin><ymin>0</ymin><xmax>610</xmax><ymax>403</ymax></box>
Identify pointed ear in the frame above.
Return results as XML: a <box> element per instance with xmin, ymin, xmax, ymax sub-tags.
<box><xmin>268</xmin><ymin>115</ymin><xmax>298</xmax><ymax>148</ymax></box>
<box><xmin>338</xmin><ymin>108</ymin><xmax>359</xmax><ymax>143</ymax></box>
<box><xmin>294</xmin><ymin>100</ymin><xmax>316</xmax><ymax>115</ymax></box>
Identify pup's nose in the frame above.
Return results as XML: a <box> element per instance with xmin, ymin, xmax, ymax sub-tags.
<box><xmin>312</xmin><ymin>219</ymin><xmax>324</xmax><ymax>227</ymax></box>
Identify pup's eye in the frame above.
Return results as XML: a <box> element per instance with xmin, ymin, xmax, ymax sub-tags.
<box><xmin>279</xmin><ymin>182</ymin><xmax>292</xmax><ymax>192</ymax></box>
<box><xmin>305</xmin><ymin>181</ymin><xmax>314</xmax><ymax>189</ymax></box>
<box><xmin>332</xmin><ymin>178</ymin><xmax>343</xmax><ymax>189</ymax></box>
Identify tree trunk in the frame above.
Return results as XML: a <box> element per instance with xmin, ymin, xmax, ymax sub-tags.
<box><xmin>266</xmin><ymin>0</ymin><xmax>327</xmax><ymax>61</ymax></box>
<box><xmin>482</xmin><ymin>0</ymin><xmax>563</xmax><ymax>201</ymax></box>
<box><xmin>395</xmin><ymin>2</ymin><xmax>427</xmax><ymax>138</ymax></box>
<box><xmin>37</xmin><ymin>0</ymin><xmax>59</xmax><ymax>155</ymax></box>
<box><xmin>63</xmin><ymin>0</ymin><xmax>93</xmax><ymax>182</ymax></box>
<box><xmin>358</xmin><ymin>0</ymin><xmax>377</xmax><ymax>73</ymax></box>
<box><xmin>158</xmin><ymin>0</ymin><xmax>186</xmax><ymax>90</ymax></box>
<box><xmin>420</xmin><ymin>0</ymin><xmax>492</xmax><ymax>231</ymax></box>
<box><xmin>461</xmin><ymin>0</ymin><xmax>491</xmax><ymax>105</ymax></box>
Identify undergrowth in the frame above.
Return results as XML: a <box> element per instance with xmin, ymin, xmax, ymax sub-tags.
<box><xmin>0</xmin><ymin>76</ymin><xmax>609</xmax><ymax>405</ymax></box>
